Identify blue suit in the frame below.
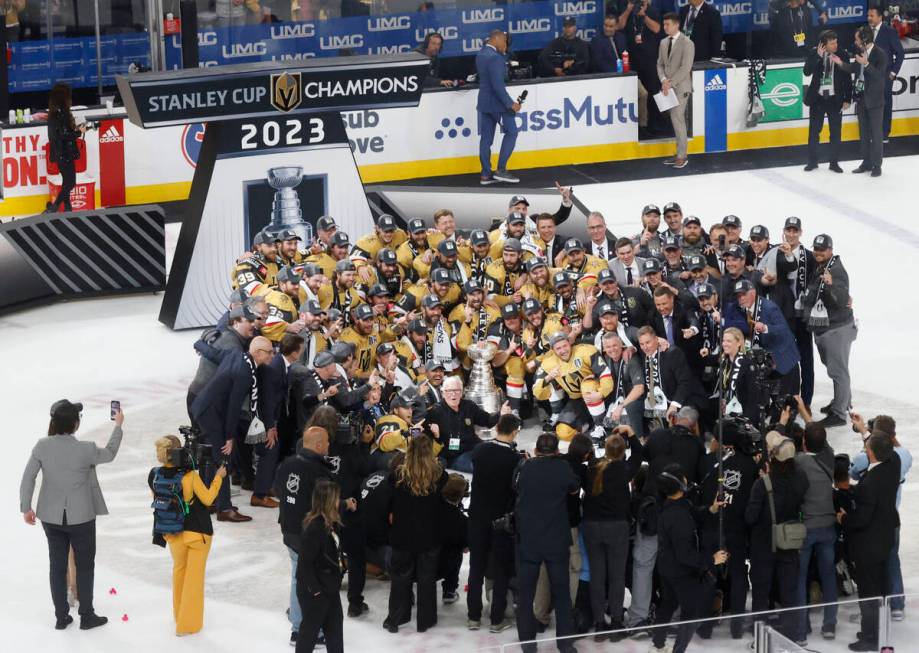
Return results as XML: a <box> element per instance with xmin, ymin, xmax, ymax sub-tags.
<box><xmin>475</xmin><ymin>44</ymin><xmax>518</xmax><ymax>176</ymax></box>
<box><xmin>724</xmin><ymin>297</ymin><xmax>801</xmax><ymax>376</ymax></box>
<box><xmin>873</xmin><ymin>22</ymin><xmax>904</xmax><ymax>137</ymax></box>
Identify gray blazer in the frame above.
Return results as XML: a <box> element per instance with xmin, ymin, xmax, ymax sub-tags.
<box><xmin>657</xmin><ymin>33</ymin><xmax>695</xmax><ymax>97</ymax></box>
<box><xmin>20</xmin><ymin>425</ymin><xmax>123</xmax><ymax>526</ymax></box>
<box><xmin>609</xmin><ymin>257</ymin><xmax>648</xmax><ymax>287</ymax></box>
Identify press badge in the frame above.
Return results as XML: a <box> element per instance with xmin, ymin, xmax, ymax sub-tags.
<box><xmin>793</xmin><ymin>32</ymin><xmax>806</xmax><ymax>46</ymax></box>
<box><xmin>449</xmin><ymin>437</ymin><xmax>461</xmax><ymax>451</ymax></box>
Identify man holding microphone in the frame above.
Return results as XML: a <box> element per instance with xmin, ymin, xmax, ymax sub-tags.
<box><xmin>476</xmin><ymin>29</ymin><xmax>521</xmax><ymax>186</ymax></box>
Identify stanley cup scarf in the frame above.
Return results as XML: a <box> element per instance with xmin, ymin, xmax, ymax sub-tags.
<box><xmin>793</xmin><ymin>246</ymin><xmax>808</xmax><ymax>316</ymax></box>
<box><xmin>475</xmin><ymin>307</ymin><xmax>489</xmax><ymax>342</ymax></box>
<box><xmin>432</xmin><ymin>318</ymin><xmax>453</xmax><ymax>367</ymax></box>
<box><xmin>614</xmin><ymin>357</ymin><xmax>627</xmax><ymax>401</ymax></box>
<box><xmin>643</xmin><ymin>352</ymin><xmax>668</xmax><ymax>417</ymax></box>
<box><xmin>244</xmin><ymin>353</ymin><xmax>266</xmax><ymax>445</ymax></box>
<box><xmin>722</xmin><ymin>353</ymin><xmax>745</xmax><ymax>416</ymax></box>
<box><xmin>700</xmin><ymin>309</ymin><xmax>720</xmax><ymax>354</ymax></box>
<box><xmin>502</xmin><ymin>268</ymin><xmax>515</xmax><ymax>298</ymax></box>
<box><xmin>748</xmin><ymin>296</ymin><xmax>763</xmax><ymax>347</ymax></box>
<box><xmin>808</xmin><ymin>255</ymin><xmax>837</xmax><ymax>329</ymax></box>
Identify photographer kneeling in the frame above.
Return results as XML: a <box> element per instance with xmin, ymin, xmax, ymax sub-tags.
<box><xmin>149</xmin><ymin>434</ymin><xmax>226</xmax><ymax>636</ymax></box>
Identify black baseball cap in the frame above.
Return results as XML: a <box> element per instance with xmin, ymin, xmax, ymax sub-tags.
<box><xmin>523</xmin><ymin>298</ymin><xmax>543</xmax><ymax>315</ymax></box>
<box><xmin>408</xmin><ymin>218</ymin><xmax>426</xmax><ymax>234</ymax></box>
<box><xmin>663</xmin><ymin>201</ymin><xmax>682</xmax><ymax>214</ymax></box>
<box><xmin>470</xmin><ymin>230</ymin><xmax>489</xmax><ymax>247</ymax></box>
<box><xmin>553</xmin><ymin>271</ymin><xmax>572</xmax><ymax>288</ymax></box>
<box><xmin>813</xmin><ymin>234</ymin><xmax>833</xmax><ymax>250</ymax></box>
<box><xmin>562</xmin><ymin>16</ymin><xmax>577</xmax><ymax>26</ymax></box>
<box><xmin>252</xmin><ymin>230</ymin><xmax>274</xmax><ymax>247</ymax></box>
<box><xmin>642</xmin><ymin>204</ymin><xmax>661</xmax><ymax>215</ymax></box>
<box><xmin>228</xmin><ymin>288</ymin><xmax>247</xmax><ymax>305</ymax></box>
<box><xmin>598</xmin><ymin>301</ymin><xmax>618</xmax><ymax>317</ymax></box>
<box><xmin>431</xmin><ymin>268</ymin><xmax>452</xmax><ymax>285</ymax></box>
<box><xmin>563</xmin><ymin>238</ymin><xmax>584</xmax><ymax>253</ymax></box>
<box><xmin>278</xmin><ymin>228</ymin><xmax>301</xmax><ymax>242</ymax></box>
<box><xmin>548</xmin><ymin>331</ymin><xmax>568</xmax><ymax>347</ymax></box>
<box><xmin>662</xmin><ymin>235</ymin><xmax>681</xmax><ymax>250</ymax></box>
<box><xmin>501</xmin><ymin>303</ymin><xmax>521</xmax><ymax>319</ymax></box>
<box><xmin>749</xmin><ymin>225</ymin><xmax>769</xmax><ymax>241</ymax></box>
<box><xmin>353</xmin><ymin>304</ymin><xmax>374</xmax><ymax>321</ymax></box>
<box><xmin>784</xmin><ymin>216</ymin><xmax>802</xmax><ymax>231</ymax></box>
<box><xmin>316</xmin><ymin>215</ymin><xmax>336</xmax><ymax>231</ymax></box>
<box><xmin>302</xmin><ymin>263</ymin><xmax>322</xmax><ymax>277</ymax></box>
<box><xmin>438</xmin><ymin>239</ymin><xmax>459</xmax><ymax>256</ymax></box>
<box><xmin>276</xmin><ymin>265</ymin><xmax>302</xmax><ymax>284</ymax></box>
<box><xmin>229</xmin><ymin>305</ymin><xmax>257</xmax><ymax>321</ymax></box>
<box><xmin>503</xmin><ymin>238</ymin><xmax>522</xmax><ymax>252</ymax></box>
<box><xmin>425</xmin><ymin>360</ymin><xmax>446</xmax><ymax>373</ymax></box>
<box><xmin>724</xmin><ymin>244</ymin><xmax>745</xmax><ymax>259</ymax></box>
<box><xmin>390</xmin><ymin>392</ymin><xmax>413</xmax><ymax>410</ymax></box>
<box><xmin>507</xmin><ymin>212</ymin><xmax>526</xmax><ymax>225</ymax></box>
<box><xmin>687</xmin><ymin>254</ymin><xmax>705</xmax><ymax>270</ymax></box>
<box><xmin>376</xmin><ymin>342</ymin><xmax>396</xmax><ymax>356</ymax></box>
<box><xmin>722</xmin><ymin>215</ymin><xmax>742</xmax><ymax>228</ymax></box>
<box><xmin>464</xmin><ymin>278</ymin><xmax>484</xmax><ymax>294</ymax></box>
<box><xmin>526</xmin><ymin>257</ymin><xmax>548</xmax><ymax>272</ymax></box>
<box><xmin>330</xmin><ymin>231</ymin><xmax>350</xmax><ymax>247</ymax></box>
<box><xmin>422</xmin><ymin>294</ymin><xmax>443</xmax><ymax>309</ymax></box>
<box><xmin>598</xmin><ymin>268</ymin><xmax>616</xmax><ymax>284</ymax></box>
<box><xmin>733</xmin><ymin>279</ymin><xmax>755</xmax><ymax>295</ymax></box>
<box><xmin>368</xmin><ymin>283</ymin><xmax>391</xmax><ymax>298</ymax></box>
<box><xmin>332</xmin><ymin>342</ymin><xmax>354</xmax><ymax>363</ymax></box>
<box><xmin>693</xmin><ymin>283</ymin><xmax>716</xmax><ymax>298</ymax></box>
<box><xmin>642</xmin><ymin>258</ymin><xmax>661</xmax><ymax>273</ymax></box>
<box><xmin>394</xmin><ymin>293</ymin><xmax>417</xmax><ymax>314</ymax></box>
<box><xmin>378</xmin><ymin>248</ymin><xmax>397</xmax><ymax>266</ymax></box>
<box><xmin>408</xmin><ymin>319</ymin><xmax>428</xmax><ymax>334</ymax></box>
<box><xmin>335</xmin><ymin>259</ymin><xmax>356</xmax><ymax>273</ymax></box>
<box><xmin>377</xmin><ymin>214</ymin><xmax>397</xmax><ymax>232</ymax></box>
<box><xmin>509</xmin><ymin>194</ymin><xmax>529</xmax><ymax>207</ymax></box>
<box><xmin>682</xmin><ymin>215</ymin><xmax>701</xmax><ymax>227</ymax></box>
<box><xmin>304</xmin><ymin>299</ymin><xmax>324</xmax><ymax>315</ymax></box>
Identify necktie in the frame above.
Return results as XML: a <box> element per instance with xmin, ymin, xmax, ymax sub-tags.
<box><xmin>668</xmin><ymin>36</ymin><xmax>674</xmax><ymax>57</ymax></box>
<box><xmin>686</xmin><ymin>8</ymin><xmax>696</xmax><ymax>31</ymax></box>
<box><xmin>664</xmin><ymin>315</ymin><xmax>675</xmax><ymax>345</ymax></box>
<box><xmin>598</xmin><ymin>245</ymin><xmax>605</xmax><ymax>260</ymax></box>
<box><xmin>626</xmin><ymin>266</ymin><xmax>634</xmax><ymax>286</ymax></box>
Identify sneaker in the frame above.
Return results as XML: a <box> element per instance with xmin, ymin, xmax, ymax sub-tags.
<box><xmin>348</xmin><ymin>602</ymin><xmax>369</xmax><ymax>617</ymax></box>
<box><xmin>490</xmin><ymin>621</ymin><xmax>513</xmax><ymax>633</ymax></box>
<box><xmin>480</xmin><ymin>175</ymin><xmax>497</xmax><ymax>186</ymax></box>
<box><xmin>795</xmin><ymin>638</ymin><xmax>808</xmax><ymax>647</ymax></box>
<box><xmin>629</xmin><ymin>618</ymin><xmax>652</xmax><ymax>639</ymax></box>
<box><xmin>648</xmin><ymin>644</ymin><xmax>674</xmax><ymax>653</ymax></box>
<box><xmin>79</xmin><ymin>613</ymin><xmax>108</xmax><ymax>630</ymax></box>
<box><xmin>891</xmin><ymin>609</ymin><xmax>905</xmax><ymax>621</ymax></box>
<box><xmin>55</xmin><ymin>615</ymin><xmax>74</xmax><ymax>630</ymax></box>
<box><xmin>816</xmin><ymin>414</ymin><xmax>846</xmax><ymax>428</ymax></box>
<box><xmin>443</xmin><ymin>591</ymin><xmax>459</xmax><ymax>604</ymax></box>
<box><xmin>493</xmin><ymin>170</ymin><xmax>520</xmax><ymax>184</ymax></box>
<box><xmin>822</xmin><ymin>623</ymin><xmax>836</xmax><ymax>639</ymax></box>
<box><xmin>883</xmin><ymin>138</ymin><xmax>890</xmax><ymax>144</ymax></box>
<box><xmin>673</xmin><ymin>158</ymin><xmax>688</xmax><ymax>169</ymax></box>
<box><xmin>663</xmin><ymin>158</ymin><xmax>677</xmax><ymax>165</ymax></box>
<box><xmin>467</xmin><ymin>619</ymin><xmax>481</xmax><ymax>630</ymax></box>
<box><xmin>290</xmin><ymin>632</ymin><xmax>298</xmax><ymax>647</ymax></box>
<box><xmin>819</xmin><ymin>404</ymin><xmax>833</xmax><ymax>415</ymax></box>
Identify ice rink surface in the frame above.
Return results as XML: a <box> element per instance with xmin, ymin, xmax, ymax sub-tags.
<box><xmin>3</xmin><ymin>155</ymin><xmax>918</xmax><ymax>652</ymax></box>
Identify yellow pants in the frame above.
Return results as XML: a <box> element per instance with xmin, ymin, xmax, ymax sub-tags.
<box><xmin>166</xmin><ymin>531</ymin><xmax>212</xmax><ymax>635</ymax></box>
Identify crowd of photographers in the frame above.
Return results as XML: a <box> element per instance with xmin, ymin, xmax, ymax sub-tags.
<box><xmin>20</xmin><ymin>188</ymin><xmax>910</xmax><ymax>652</ymax></box>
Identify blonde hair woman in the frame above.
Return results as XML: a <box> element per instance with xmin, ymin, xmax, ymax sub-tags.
<box><xmin>149</xmin><ymin>435</ymin><xmax>226</xmax><ymax>636</ymax></box>
<box><xmin>720</xmin><ymin>327</ymin><xmax>759</xmax><ymax>423</ymax></box>
<box><xmin>384</xmin><ymin>435</ymin><xmax>448</xmax><ymax>633</ymax></box>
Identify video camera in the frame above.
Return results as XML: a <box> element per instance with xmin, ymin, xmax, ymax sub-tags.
<box><xmin>169</xmin><ymin>425</ymin><xmax>214</xmax><ymax>471</ymax></box>
<box><xmin>718</xmin><ymin>416</ymin><xmax>763</xmax><ymax>457</ymax></box>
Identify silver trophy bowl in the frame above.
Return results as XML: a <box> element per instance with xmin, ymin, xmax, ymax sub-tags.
<box><xmin>464</xmin><ymin>341</ymin><xmax>504</xmax><ymax>418</ymax></box>
<box><xmin>265</xmin><ymin>166</ymin><xmax>313</xmax><ymax>249</ymax></box>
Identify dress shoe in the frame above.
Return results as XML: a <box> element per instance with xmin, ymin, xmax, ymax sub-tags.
<box><xmin>250</xmin><ymin>495</ymin><xmax>279</xmax><ymax>508</ymax></box>
<box><xmin>817</xmin><ymin>414</ymin><xmax>847</xmax><ymax>428</ymax></box>
<box><xmin>829</xmin><ymin>163</ymin><xmax>843</xmax><ymax>173</ymax></box>
<box><xmin>217</xmin><ymin>509</ymin><xmax>252</xmax><ymax>522</ymax></box>
<box><xmin>662</xmin><ymin>158</ymin><xmax>677</xmax><ymax>165</ymax></box>
<box><xmin>852</xmin><ymin>166</ymin><xmax>869</xmax><ymax>173</ymax></box>
<box><xmin>348</xmin><ymin>602</ymin><xmax>369</xmax><ymax>618</ymax></box>
<box><xmin>55</xmin><ymin>615</ymin><xmax>74</xmax><ymax>630</ymax></box>
<box><xmin>804</xmin><ymin>163</ymin><xmax>818</xmax><ymax>171</ymax></box>
<box><xmin>848</xmin><ymin>639</ymin><xmax>878</xmax><ymax>651</ymax></box>
<box><xmin>80</xmin><ymin>614</ymin><xmax>108</xmax><ymax>630</ymax></box>
<box><xmin>871</xmin><ymin>168</ymin><xmax>882</xmax><ymax>177</ymax></box>
<box><xmin>819</xmin><ymin>404</ymin><xmax>832</xmax><ymax>415</ymax></box>
<box><xmin>383</xmin><ymin>617</ymin><xmax>399</xmax><ymax>633</ymax></box>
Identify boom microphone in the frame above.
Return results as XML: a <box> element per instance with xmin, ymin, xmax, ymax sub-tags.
<box><xmin>516</xmin><ymin>89</ymin><xmax>528</xmax><ymax>105</ymax></box>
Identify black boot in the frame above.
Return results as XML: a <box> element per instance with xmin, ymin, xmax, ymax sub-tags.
<box><xmin>80</xmin><ymin>614</ymin><xmax>108</xmax><ymax>630</ymax></box>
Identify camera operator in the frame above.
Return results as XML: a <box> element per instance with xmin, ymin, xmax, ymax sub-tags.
<box><xmin>629</xmin><ymin>406</ymin><xmax>706</xmax><ymax>635</ymax></box>
<box><xmin>190</xmin><ymin>336</ymin><xmax>274</xmax><ymax>523</ymax></box>
<box><xmin>467</xmin><ymin>413</ymin><xmax>523</xmax><ymax>632</ymax></box>
<box><xmin>148</xmin><ymin>435</ymin><xmax>226</xmax><ymax>636</ymax></box>
<box><xmin>290</xmin><ymin>350</ymin><xmax>377</xmax><ymax>434</ymax></box>
<box><xmin>514</xmin><ymin>433</ymin><xmax>580</xmax><ymax>653</ymax></box>
<box><xmin>307</xmin><ymin>405</ymin><xmax>370</xmax><ymax>619</ymax></box>
<box><xmin>20</xmin><ymin>400</ymin><xmax>124</xmax><ymax>631</ymax></box>
<box><xmin>538</xmin><ymin>17</ymin><xmax>590</xmax><ymax>78</ymax></box>
<box><xmin>651</xmin><ymin>464</ymin><xmax>728</xmax><ymax>653</ymax></box>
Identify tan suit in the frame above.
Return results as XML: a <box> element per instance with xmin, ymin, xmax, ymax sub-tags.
<box><xmin>657</xmin><ymin>32</ymin><xmax>695</xmax><ymax>159</ymax></box>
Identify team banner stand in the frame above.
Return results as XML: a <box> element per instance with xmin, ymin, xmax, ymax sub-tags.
<box><xmin>116</xmin><ymin>54</ymin><xmax>428</xmax><ymax>329</ymax></box>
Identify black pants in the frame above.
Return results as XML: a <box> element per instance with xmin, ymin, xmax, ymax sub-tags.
<box><xmin>43</xmin><ymin>518</ymin><xmax>96</xmax><ymax>619</ymax></box>
<box><xmin>253</xmin><ymin>437</ymin><xmax>280</xmax><ymax>497</ymax></box>
<box><xmin>437</xmin><ymin>544</ymin><xmax>463</xmax><ymax>594</ymax></box>
<box><xmin>233</xmin><ymin>417</ymin><xmax>255</xmax><ymax>484</ymax></box>
<box><xmin>750</xmin><ymin>550</ymin><xmax>798</xmax><ymax>638</ymax></box>
<box><xmin>516</xmin><ymin>549</ymin><xmax>574</xmax><ymax>653</ymax></box>
<box><xmin>652</xmin><ymin>573</ymin><xmax>713</xmax><ymax>653</ymax></box>
<box><xmin>793</xmin><ymin>318</ymin><xmax>815</xmax><ymax>408</ymax></box>
<box><xmin>807</xmin><ymin>100</ymin><xmax>842</xmax><ymax>165</ymax></box>
<box><xmin>883</xmin><ymin>76</ymin><xmax>893</xmax><ymax>138</ymax></box>
<box><xmin>49</xmin><ymin>158</ymin><xmax>76</xmax><ymax>212</ymax></box>
<box><xmin>857</xmin><ymin>101</ymin><xmax>884</xmax><ymax>171</ymax></box>
<box><xmin>852</xmin><ymin>555</ymin><xmax>887</xmax><ymax>645</ymax></box>
<box><xmin>388</xmin><ymin>547</ymin><xmax>440</xmax><ymax>631</ymax></box>
<box><xmin>340</xmin><ymin>516</ymin><xmax>366</xmax><ymax>608</ymax></box>
<box><xmin>467</xmin><ymin>521</ymin><xmax>514</xmax><ymax>624</ymax></box>
<box><xmin>296</xmin><ymin>589</ymin><xmax>343</xmax><ymax>653</ymax></box>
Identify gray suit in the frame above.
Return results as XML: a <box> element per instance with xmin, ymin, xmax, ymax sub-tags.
<box><xmin>20</xmin><ymin>425</ymin><xmax>123</xmax><ymax>525</ymax></box>
<box><xmin>856</xmin><ymin>44</ymin><xmax>889</xmax><ymax>171</ymax></box>
<box><xmin>657</xmin><ymin>33</ymin><xmax>695</xmax><ymax>159</ymax></box>
<box><xmin>609</xmin><ymin>257</ymin><xmax>648</xmax><ymax>287</ymax></box>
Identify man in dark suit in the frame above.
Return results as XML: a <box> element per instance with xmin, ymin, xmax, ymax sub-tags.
<box><xmin>589</xmin><ymin>13</ymin><xmax>628</xmax><ymax>72</ymax></box>
<box><xmin>636</xmin><ymin>325</ymin><xmax>705</xmax><ymax>420</ymax></box>
<box><xmin>650</xmin><ymin>286</ymin><xmax>703</xmax><ymax>376</ymax></box>
<box><xmin>867</xmin><ymin>5</ymin><xmax>905</xmax><ymax>140</ymax></box>
<box><xmin>852</xmin><ymin>24</ymin><xmax>889</xmax><ymax>177</ymax></box>
<box><xmin>804</xmin><ymin>30</ymin><xmax>852</xmax><ymax>172</ymax></box>
<box><xmin>476</xmin><ymin>29</ymin><xmax>521</xmax><ymax>186</ymax></box>
<box><xmin>842</xmin><ymin>433</ymin><xmax>901</xmax><ymax>651</ymax></box>
<box><xmin>534</xmin><ymin>212</ymin><xmax>570</xmax><ymax>265</ymax></box>
<box><xmin>191</xmin><ymin>335</ymin><xmax>274</xmax><ymax>522</ymax></box>
<box><xmin>678</xmin><ymin>0</ymin><xmax>723</xmax><ymax>61</ymax></box>
<box><xmin>770</xmin><ymin>0</ymin><xmax>814</xmax><ymax>58</ymax></box>
<box><xmin>252</xmin><ymin>334</ymin><xmax>304</xmax><ymax>508</ymax></box>
<box><xmin>585</xmin><ymin>211</ymin><xmax>617</xmax><ymax>262</ymax></box>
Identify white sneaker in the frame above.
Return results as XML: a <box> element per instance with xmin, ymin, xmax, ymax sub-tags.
<box><xmin>493</xmin><ymin>170</ymin><xmax>520</xmax><ymax>184</ymax></box>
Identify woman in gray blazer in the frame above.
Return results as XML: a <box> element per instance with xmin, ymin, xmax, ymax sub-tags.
<box><xmin>20</xmin><ymin>399</ymin><xmax>125</xmax><ymax>631</ymax></box>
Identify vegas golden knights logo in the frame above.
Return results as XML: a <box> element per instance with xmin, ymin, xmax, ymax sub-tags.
<box><xmin>271</xmin><ymin>72</ymin><xmax>302</xmax><ymax>112</ymax></box>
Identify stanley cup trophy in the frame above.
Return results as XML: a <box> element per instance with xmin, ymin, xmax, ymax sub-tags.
<box><xmin>266</xmin><ymin>166</ymin><xmax>314</xmax><ymax>251</ymax></box>
<box><xmin>465</xmin><ymin>342</ymin><xmax>505</xmax><ymax>429</ymax></box>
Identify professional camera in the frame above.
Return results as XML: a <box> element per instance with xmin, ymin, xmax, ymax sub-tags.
<box><xmin>168</xmin><ymin>425</ymin><xmax>213</xmax><ymax>470</ymax></box>
<box><xmin>336</xmin><ymin>410</ymin><xmax>365</xmax><ymax>445</ymax></box>
<box><xmin>548</xmin><ymin>50</ymin><xmax>577</xmax><ymax>66</ymax></box>
<box><xmin>719</xmin><ymin>416</ymin><xmax>763</xmax><ymax>456</ymax></box>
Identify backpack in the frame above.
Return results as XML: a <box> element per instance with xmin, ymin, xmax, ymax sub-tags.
<box><xmin>151</xmin><ymin>468</ymin><xmax>188</xmax><ymax>535</ymax></box>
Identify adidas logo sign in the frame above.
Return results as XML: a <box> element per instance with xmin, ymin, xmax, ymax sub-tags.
<box><xmin>705</xmin><ymin>74</ymin><xmax>726</xmax><ymax>91</ymax></box>
<box><xmin>99</xmin><ymin>125</ymin><xmax>124</xmax><ymax>144</ymax></box>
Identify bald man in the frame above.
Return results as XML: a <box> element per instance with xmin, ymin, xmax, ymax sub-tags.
<box><xmin>191</xmin><ymin>335</ymin><xmax>275</xmax><ymax>522</ymax></box>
